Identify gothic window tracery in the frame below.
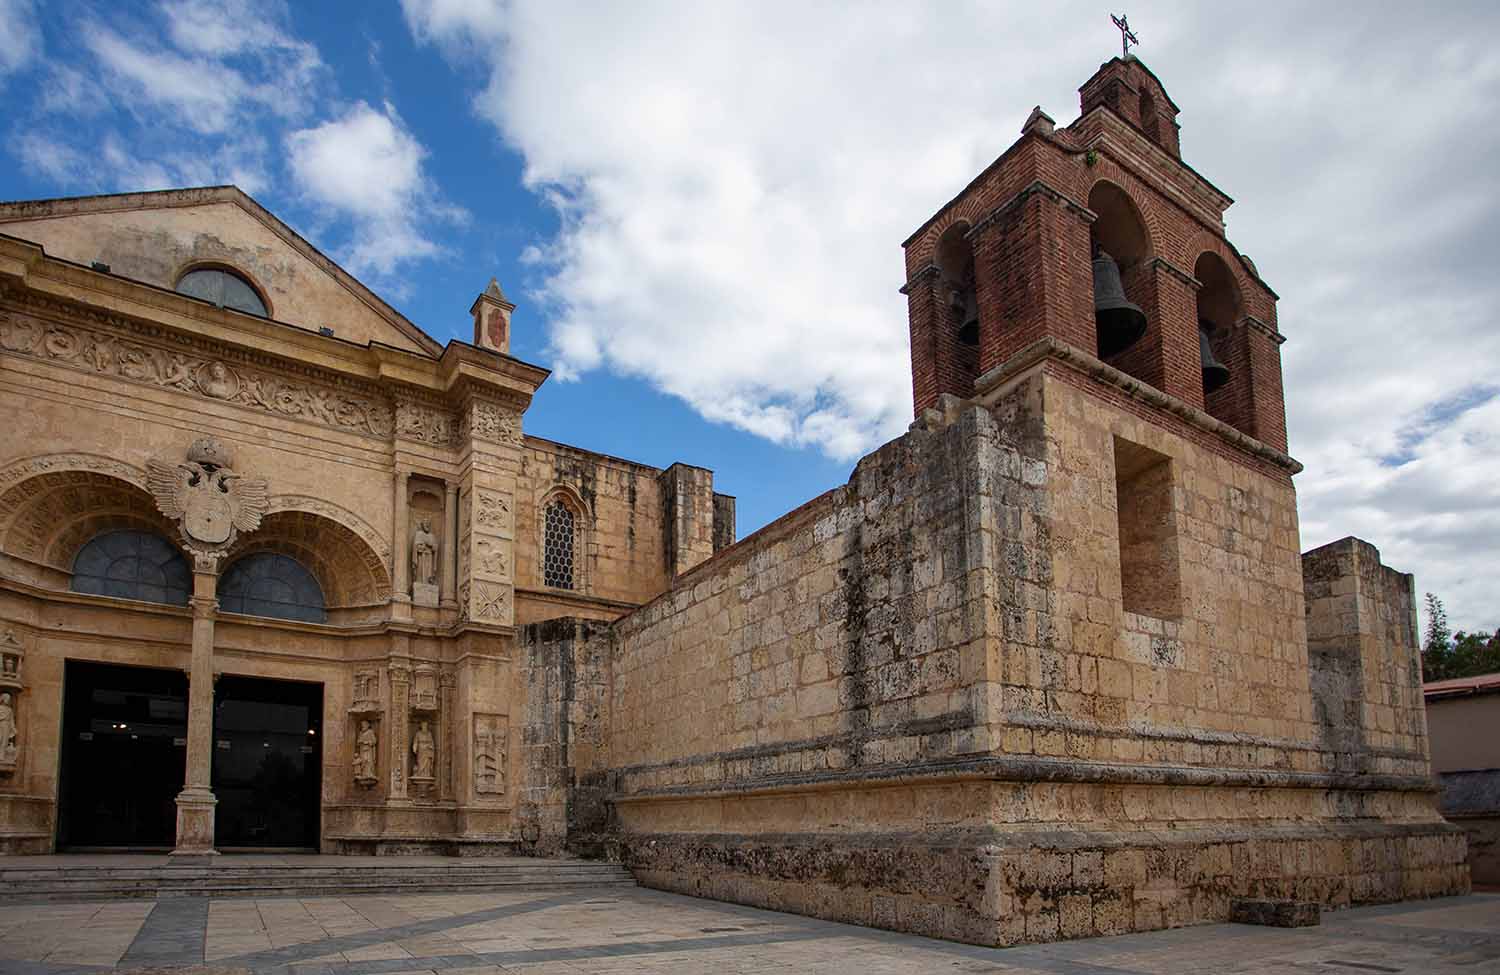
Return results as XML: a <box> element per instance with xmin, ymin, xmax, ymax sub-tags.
<box><xmin>543</xmin><ymin>500</ymin><xmax>575</xmax><ymax>590</ymax></box>
<box><xmin>218</xmin><ymin>552</ymin><xmax>326</xmax><ymax>623</ymax></box>
<box><xmin>71</xmin><ymin>530</ymin><xmax>190</xmax><ymax>606</ymax></box>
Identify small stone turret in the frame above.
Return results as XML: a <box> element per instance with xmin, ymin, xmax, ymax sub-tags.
<box><xmin>471</xmin><ymin>278</ymin><xmax>515</xmax><ymax>355</ymax></box>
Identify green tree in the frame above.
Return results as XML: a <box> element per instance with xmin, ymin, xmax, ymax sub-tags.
<box><xmin>1420</xmin><ymin>593</ymin><xmax>1500</xmax><ymax>681</ymax></box>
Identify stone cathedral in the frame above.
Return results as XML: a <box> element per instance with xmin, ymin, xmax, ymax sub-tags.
<box><xmin>0</xmin><ymin>56</ymin><xmax>1469</xmax><ymax>945</ymax></box>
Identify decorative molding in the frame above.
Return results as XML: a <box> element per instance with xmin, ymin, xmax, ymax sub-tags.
<box><xmin>0</xmin><ymin>307</ymin><xmax>395</xmax><ymax>438</ymax></box>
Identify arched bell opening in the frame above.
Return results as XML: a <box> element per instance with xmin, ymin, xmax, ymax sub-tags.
<box><xmin>1087</xmin><ymin>181</ymin><xmax>1152</xmax><ymax>375</ymax></box>
<box><xmin>1194</xmin><ymin>251</ymin><xmax>1248</xmax><ymax>433</ymax></box>
<box><xmin>934</xmin><ymin>221</ymin><xmax>980</xmax><ymax>394</ymax></box>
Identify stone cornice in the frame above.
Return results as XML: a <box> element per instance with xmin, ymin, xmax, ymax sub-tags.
<box><xmin>1240</xmin><ymin>314</ymin><xmax>1286</xmax><ymax>345</ymax></box>
<box><xmin>612</xmin><ymin>754</ymin><xmax>1438</xmax><ymax>804</ymax></box>
<box><xmin>1147</xmin><ymin>256</ymin><xmax>1201</xmax><ymax>290</ymax></box>
<box><xmin>973</xmin><ymin>335</ymin><xmax>1303</xmax><ymax>474</ymax></box>
<box><xmin>897</xmin><ymin>263</ymin><xmax>939</xmax><ymax>296</ymax></box>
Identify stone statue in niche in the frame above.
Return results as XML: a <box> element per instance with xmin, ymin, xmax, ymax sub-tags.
<box><xmin>411</xmin><ymin>720</ymin><xmax>436</xmax><ymax>786</ymax></box>
<box><xmin>411</xmin><ymin>518</ymin><xmax>438</xmax><ymax>585</ymax></box>
<box><xmin>0</xmin><ymin>692</ymin><xmax>19</xmax><ymax>769</ymax></box>
<box><xmin>410</xmin><ymin>516</ymin><xmax>440</xmax><ymax>607</ymax></box>
<box><xmin>353</xmin><ymin>720</ymin><xmax>379</xmax><ymax>786</ymax></box>
<box><xmin>473</xmin><ymin>718</ymin><xmax>506</xmax><ymax>796</ymax></box>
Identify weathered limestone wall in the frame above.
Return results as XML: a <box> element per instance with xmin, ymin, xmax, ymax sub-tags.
<box><xmin>1304</xmin><ymin>538</ymin><xmax>1429</xmax><ymax>776</ymax></box>
<box><xmin>521</xmin><ymin>367</ymin><xmax>1466</xmax><ymax>946</ymax></box>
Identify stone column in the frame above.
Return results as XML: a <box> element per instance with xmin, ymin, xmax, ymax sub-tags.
<box><xmin>440</xmin><ymin>482</ymin><xmax>458</xmax><ymax>608</ymax></box>
<box><xmin>171</xmin><ymin>554</ymin><xmax>219</xmax><ymax>860</ymax></box>
<box><xmin>439</xmin><ymin>671</ymin><xmax>456</xmax><ymax>802</ymax></box>
<box><xmin>392</xmin><ymin>469</ymin><xmax>412</xmax><ymax>619</ymax></box>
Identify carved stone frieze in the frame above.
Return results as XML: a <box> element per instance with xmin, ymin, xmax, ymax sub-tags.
<box><xmin>468</xmin><ymin>401</ymin><xmax>522</xmax><ymax>446</ymax></box>
<box><xmin>0</xmin><ymin>310</ymin><xmax>395</xmax><ymax>438</ymax></box>
<box><xmin>266</xmin><ymin>495</ymin><xmax>392</xmax><ymax>565</ymax></box>
<box><xmin>395</xmin><ymin>401</ymin><xmax>456</xmax><ymax>446</ymax></box>
<box><xmin>350</xmin><ymin>669</ymin><xmax>381</xmax><ymax>715</ymax></box>
<box><xmin>472</xmin><ymin>714</ymin><xmax>507</xmax><ymax>797</ymax></box>
<box><xmin>412</xmin><ymin>664</ymin><xmax>438</xmax><ymax>712</ymax></box>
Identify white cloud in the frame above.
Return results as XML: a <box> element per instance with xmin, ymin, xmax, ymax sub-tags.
<box><xmin>404</xmin><ymin>1</ymin><xmax>1500</xmax><ymax>631</ymax></box>
<box><xmin>286</xmin><ymin>101</ymin><xmax>458</xmax><ymax>277</ymax></box>
<box><xmin>0</xmin><ymin>0</ymin><xmax>40</xmax><ymax>80</ymax></box>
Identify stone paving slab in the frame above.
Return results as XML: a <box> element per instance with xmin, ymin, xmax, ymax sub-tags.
<box><xmin>0</xmin><ymin>886</ymin><xmax>1493</xmax><ymax>974</ymax></box>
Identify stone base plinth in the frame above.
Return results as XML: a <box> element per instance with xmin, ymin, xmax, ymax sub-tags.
<box><xmin>621</xmin><ymin>808</ymin><xmax>1469</xmax><ymax>946</ymax></box>
<box><xmin>170</xmin><ymin>787</ymin><xmax>218</xmax><ymax>860</ymax></box>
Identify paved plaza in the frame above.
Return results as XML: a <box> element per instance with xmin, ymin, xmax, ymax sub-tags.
<box><xmin>0</xmin><ymin>887</ymin><xmax>1494</xmax><ymax>975</ymax></box>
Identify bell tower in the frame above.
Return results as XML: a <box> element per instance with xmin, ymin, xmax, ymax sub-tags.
<box><xmin>471</xmin><ymin>278</ymin><xmax>514</xmax><ymax>355</ymax></box>
<box><xmin>901</xmin><ymin>56</ymin><xmax>1288</xmax><ymax>455</ymax></box>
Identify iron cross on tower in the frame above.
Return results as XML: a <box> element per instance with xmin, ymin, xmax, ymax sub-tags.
<box><xmin>1111</xmin><ymin>13</ymin><xmax>1139</xmax><ymax>57</ymax></box>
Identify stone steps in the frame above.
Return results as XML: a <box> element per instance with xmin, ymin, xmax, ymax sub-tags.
<box><xmin>0</xmin><ymin>860</ymin><xmax>635</xmax><ymax>902</ymax></box>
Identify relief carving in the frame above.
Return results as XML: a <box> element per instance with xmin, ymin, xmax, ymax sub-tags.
<box><xmin>475</xmin><ymin>535</ymin><xmax>510</xmax><ymax>581</ymax></box>
<box><xmin>146</xmin><ymin>437</ymin><xmax>268</xmax><ymax>555</ymax></box>
<box><xmin>475</xmin><ymin>490</ymin><xmax>512</xmax><ymax>536</ymax></box>
<box><xmin>0</xmin><ymin>629</ymin><xmax>20</xmax><ymax>773</ymax></box>
<box><xmin>470</xmin><ymin>401</ymin><xmax>522</xmax><ymax>446</ymax></box>
<box><xmin>473</xmin><ymin>582</ymin><xmax>511</xmax><ymax>622</ymax></box>
<box><xmin>0</xmin><ymin>311</ymin><xmax>395</xmax><ymax>438</ymax></box>
<box><xmin>473</xmin><ymin>715</ymin><xmax>506</xmax><ymax>797</ymax></box>
<box><xmin>412</xmin><ymin>665</ymin><xmax>438</xmax><ymax>712</ymax></box>
<box><xmin>350</xmin><ymin>669</ymin><xmax>381</xmax><ymax>714</ymax></box>
<box><xmin>396</xmin><ymin>402</ymin><xmax>455</xmax><ymax>446</ymax></box>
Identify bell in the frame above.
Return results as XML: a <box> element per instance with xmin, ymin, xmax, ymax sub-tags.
<box><xmin>1199</xmin><ymin>320</ymin><xmax>1230</xmax><ymax>393</ymax></box>
<box><xmin>1093</xmin><ymin>250</ymin><xmax>1148</xmax><ymax>358</ymax></box>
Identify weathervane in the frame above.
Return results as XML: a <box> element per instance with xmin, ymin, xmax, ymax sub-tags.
<box><xmin>1111</xmin><ymin>13</ymin><xmax>1139</xmax><ymax>58</ymax></box>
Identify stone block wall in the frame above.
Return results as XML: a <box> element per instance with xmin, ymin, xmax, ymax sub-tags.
<box><xmin>1304</xmin><ymin>537</ymin><xmax>1429</xmax><ymax>776</ymax></box>
<box><xmin>515</xmin><ymin>364</ymin><xmax>1465</xmax><ymax>946</ymax></box>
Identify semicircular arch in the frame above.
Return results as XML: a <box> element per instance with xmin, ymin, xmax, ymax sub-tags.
<box><xmin>224</xmin><ymin>506</ymin><xmax>390</xmax><ymax>608</ymax></box>
<box><xmin>0</xmin><ymin>460</ymin><xmax>183</xmax><ymax>570</ymax></box>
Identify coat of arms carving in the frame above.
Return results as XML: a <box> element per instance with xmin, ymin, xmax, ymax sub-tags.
<box><xmin>146</xmin><ymin>437</ymin><xmax>269</xmax><ymax>553</ymax></box>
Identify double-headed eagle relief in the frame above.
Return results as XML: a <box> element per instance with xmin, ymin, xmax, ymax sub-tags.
<box><xmin>147</xmin><ymin>437</ymin><xmax>268</xmax><ymax>553</ymax></box>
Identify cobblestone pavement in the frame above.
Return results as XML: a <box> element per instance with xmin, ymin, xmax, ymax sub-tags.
<box><xmin>0</xmin><ymin>888</ymin><xmax>1494</xmax><ymax>974</ymax></box>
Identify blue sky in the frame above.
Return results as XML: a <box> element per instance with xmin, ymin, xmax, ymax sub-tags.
<box><xmin>2</xmin><ymin>0</ymin><xmax>1498</xmax><ymax>633</ymax></box>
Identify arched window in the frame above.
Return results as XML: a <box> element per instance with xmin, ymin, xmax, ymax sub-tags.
<box><xmin>543</xmin><ymin>500</ymin><xmax>575</xmax><ymax>590</ymax></box>
<box><xmin>218</xmin><ymin>553</ymin><xmax>325</xmax><ymax>623</ymax></box>
<box><xmin>72</xmin><ymin>530</ymin><xmax>190</xmax><ymax>606</ymax></box>
<box><xmin>176</xmin><ymin>267</ymin><xmax>268</xmax><ymax>317</ymax></box>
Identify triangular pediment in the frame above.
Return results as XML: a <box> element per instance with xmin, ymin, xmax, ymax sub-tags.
<box><xmin>0</xmin><ymin>186</ymin><xmax>442</xmax><ymax>356</ymax></box>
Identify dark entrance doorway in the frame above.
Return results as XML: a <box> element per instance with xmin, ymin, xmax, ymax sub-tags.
<box><xmin>59</xmin><ymin>661</ymin><xmax>189</xmax><ymax>849</ymax></box>
<box><xmin>59</xmin><ymin>662</ymin><xmax>323</xmax><ymax>850</ymax></box>
<box><xmin>211</xmin><ymin>675</ymin><xmax>322</xmax><ymax>849</ymax></box>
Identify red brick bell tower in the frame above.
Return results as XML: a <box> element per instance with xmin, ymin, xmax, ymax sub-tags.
<box><xmin>901</xmin><ymin>56</ymin><xmax>1289</xmax><ymax>455</ymax></box>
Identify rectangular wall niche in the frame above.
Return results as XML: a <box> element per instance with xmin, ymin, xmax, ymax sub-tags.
<box><xmin>1113</xmin><ymin>436</ymin><xmax>1182</xmax><ymax>620</ymax></box>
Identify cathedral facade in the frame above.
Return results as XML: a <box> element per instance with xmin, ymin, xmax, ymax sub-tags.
<box><xmin>0</xmin><ymin>55</ymin><xmax>1470</xmax><ymax>946</ymax></box>
<box><xmin>0</xmin><ymin>184</ymin><xmax>733</xmax><ymax>855</ymax></box>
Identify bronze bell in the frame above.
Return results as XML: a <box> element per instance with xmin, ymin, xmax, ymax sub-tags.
<box><xmin>1199</xmin><ymin>320</ymin><xmax>1230</xmax><ymax>393</ymax></box>
<box><xmin>1092</xmin><ymin>250</ymin><xmax>1148</xmax><ymax>358</ymax></box>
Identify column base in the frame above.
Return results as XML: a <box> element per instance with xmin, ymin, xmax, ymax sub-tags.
<box><xmin>170</xmin><ymin>786</ymin><xmax>218</xmax><ymax>860</ymax></box>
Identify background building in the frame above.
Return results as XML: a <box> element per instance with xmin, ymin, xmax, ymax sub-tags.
<box><xmin>1425</xmin><ymin>673</ymin><xmax>1500</xmax><ymax>886</ymax></box>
